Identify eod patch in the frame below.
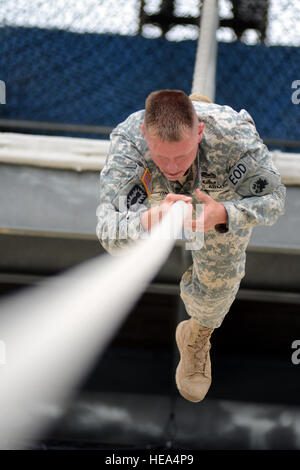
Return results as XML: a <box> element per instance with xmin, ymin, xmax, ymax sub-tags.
<box><xmin>228</xmin><ymin>156</ymin><xmax>280</xmax><ymax>197</ymax></box>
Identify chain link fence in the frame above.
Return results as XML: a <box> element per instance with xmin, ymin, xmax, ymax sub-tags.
<box><xmin>0</xmin><ymin>0</ymin><xmax>299</xmax><ymax>149</ymax></box>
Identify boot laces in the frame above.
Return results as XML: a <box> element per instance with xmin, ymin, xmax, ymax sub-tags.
<box><xmin>188</xmin><ymin>328</ymin><xmax>212</xmax><ymax>374</ymax></box>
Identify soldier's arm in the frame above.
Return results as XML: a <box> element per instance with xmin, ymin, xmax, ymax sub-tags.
<box><xmin>96</xmin><ymin>131</ymin><xmax>150</xmax><ymax>255</ymax></box>
<box><xmin>221</xmin><ymin>109</ymin><xmax>286</xmax><ymax>232</ymax></box>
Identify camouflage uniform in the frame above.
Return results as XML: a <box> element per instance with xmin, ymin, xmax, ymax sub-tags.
<box><xmin>96</xmin><ymin>100</ymin><xmax>286</xmax><ymax>328</ymax></box>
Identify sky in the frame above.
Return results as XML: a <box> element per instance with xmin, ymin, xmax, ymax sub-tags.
<box><xmin>0</xmin><ymin>0</ymin><xmax>299</xmax><ymax>46</ymax></box>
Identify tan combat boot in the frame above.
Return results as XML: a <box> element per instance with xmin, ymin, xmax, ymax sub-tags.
<box><xmin>175</xmin><ymin>318</ymin><xmax>214</xmax><ymax>402</ymax></box>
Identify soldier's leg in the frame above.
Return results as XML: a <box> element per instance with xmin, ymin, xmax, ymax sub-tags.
<box><xmin>176</xmin><ymin>228</ymin><xmax>252</xmax><ymax>402</ymax></box>
<box><xmin>180</xmin><ymin>227</ymin><xmax>252</xmax><ymax>327</ymax></box>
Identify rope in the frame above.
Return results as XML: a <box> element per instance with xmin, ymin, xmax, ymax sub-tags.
<box><xmin>0</xmin><ymin>201</ymin><xmax>189</xmax><ymax>449</ymax></box>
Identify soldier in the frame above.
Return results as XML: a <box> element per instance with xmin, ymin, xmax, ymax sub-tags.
<box><xmin>96</xmin><ymin>90</ymin><xmax>286</xmax><ymax>402</ymax></box>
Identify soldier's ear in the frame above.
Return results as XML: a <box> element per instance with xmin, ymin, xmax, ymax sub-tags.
<box><xmin>197</xmin><ymin>122</ymin><xmax>204</xmax><ymax>142</ymax></box>
<box><xmin>141</xmin><ymin>124</ymin><xmax>146</xmax><ymax>137</ymax></box>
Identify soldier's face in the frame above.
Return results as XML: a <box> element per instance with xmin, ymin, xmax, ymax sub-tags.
<box><xmin>142</xmin><ymin>122</ymin><xmax>204</xmax><ymax>181</ymax></box>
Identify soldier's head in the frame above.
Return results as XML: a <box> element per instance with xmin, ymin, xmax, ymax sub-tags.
<box><xmin>141</xmin><ymin>90</ymin><xmax>204</xmax><ymax>181</ymax></box>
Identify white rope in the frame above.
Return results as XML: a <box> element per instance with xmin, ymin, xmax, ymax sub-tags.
<box><xmin>0</xmin><ymin>201</ymin><xmax>189</xmax><ymax>449</ymax></box>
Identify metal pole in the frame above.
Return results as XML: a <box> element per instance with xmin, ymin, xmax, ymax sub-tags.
<box><xmin>191</xmin><ymin>0</ymin><xmax>219</xmax><ymax>101</ymax></box>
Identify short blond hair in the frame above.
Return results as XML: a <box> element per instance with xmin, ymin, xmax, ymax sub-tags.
<box><xmin>144</xmin><ymin>90</ymin><xmax>197</xmax><ymax>141</ymax></box>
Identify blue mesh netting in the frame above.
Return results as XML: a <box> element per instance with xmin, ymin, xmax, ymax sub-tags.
<box><xmin>0</xmin><ymin>26</ymin><xmax>299</xmax><ymax>144</ymax></box>
<box><xmin>216</xmin><ymin>41</ymin><xmax>300</xmax><ymax>143</ymax></box>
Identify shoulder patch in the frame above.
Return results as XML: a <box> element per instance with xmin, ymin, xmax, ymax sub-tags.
<box><xmin>250</xmin><ymin>176</ymin><xmax>269</xmax><ymax>195</ymax></box>
<box><xmin>228</xmin><ymin>154</ymin><xmax>280</xmax><ymax>197</ymax></box>
<box><xmin>127</xmin><ymin>185</ymin><xmax>148</xmax><ymax>209</ymax></box>
<box><xmin>248</xmin><ymin>175</ymin><xmax>277</xmax><ymax>195</ymax></box>
<box><xmin>141</xmin><ymin>168</ymin><xmax>152</xmax><ymax>197</ymax></box>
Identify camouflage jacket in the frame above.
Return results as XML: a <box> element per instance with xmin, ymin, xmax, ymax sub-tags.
<box><xmin>96</xmin><ymin>100</ymin><xmax>286</xmax><ymax>254</ymax></box>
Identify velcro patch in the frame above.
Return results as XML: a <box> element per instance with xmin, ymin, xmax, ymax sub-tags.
<box><xmin>142</xmin><ymin>168</ymin><xmax>152</xmax><ymax>197</ymax></box>
<box><xmin>250</xmin><ymin>177</ymin><xmax>269</xmax><ymax>195</ymax></box>
<box><xmin>248</xmin><ymin>173</ymin><xmax>280</xmax><ymax>196</ymax></box>
<box><xmin>228</xmin><ymin>155</ymin><xmax>280</xmax><ymax>196</ymax></box>
<box><xmin>127</xmin><ymin>185</ymin><xmax>148</xmax><ymax>209</ymax></box>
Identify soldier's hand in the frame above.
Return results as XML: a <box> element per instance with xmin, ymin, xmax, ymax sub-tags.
<box><xmin>191</xmin><ymin>189</ymin><xmax>227</xmax><ymax>232</ymax></box>
<box><xmin>141</xmin><ymin>193</ymin><xmax>192</xmax><ymax>231</ymax></box>
<box><xmin>161</xmin><ymin>193</ymin><xmax>192</xmax><ymax>209</ymax></box>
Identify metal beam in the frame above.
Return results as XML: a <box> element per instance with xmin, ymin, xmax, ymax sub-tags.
<box><xmin>1</xmin><ymin>272</ymin><xmax>300</xmax><ymax>305</ymax></box>
<box><xmin>0</xmin><ymin>119</ymin><xmax>113</xmax><ymax>136</ymax></box>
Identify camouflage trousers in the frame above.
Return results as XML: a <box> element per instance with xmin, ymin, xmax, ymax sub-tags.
<box><xmin>180</xmin><ymin>227</ymin><xmax>252</xmax><ymax>328</ymax></box>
